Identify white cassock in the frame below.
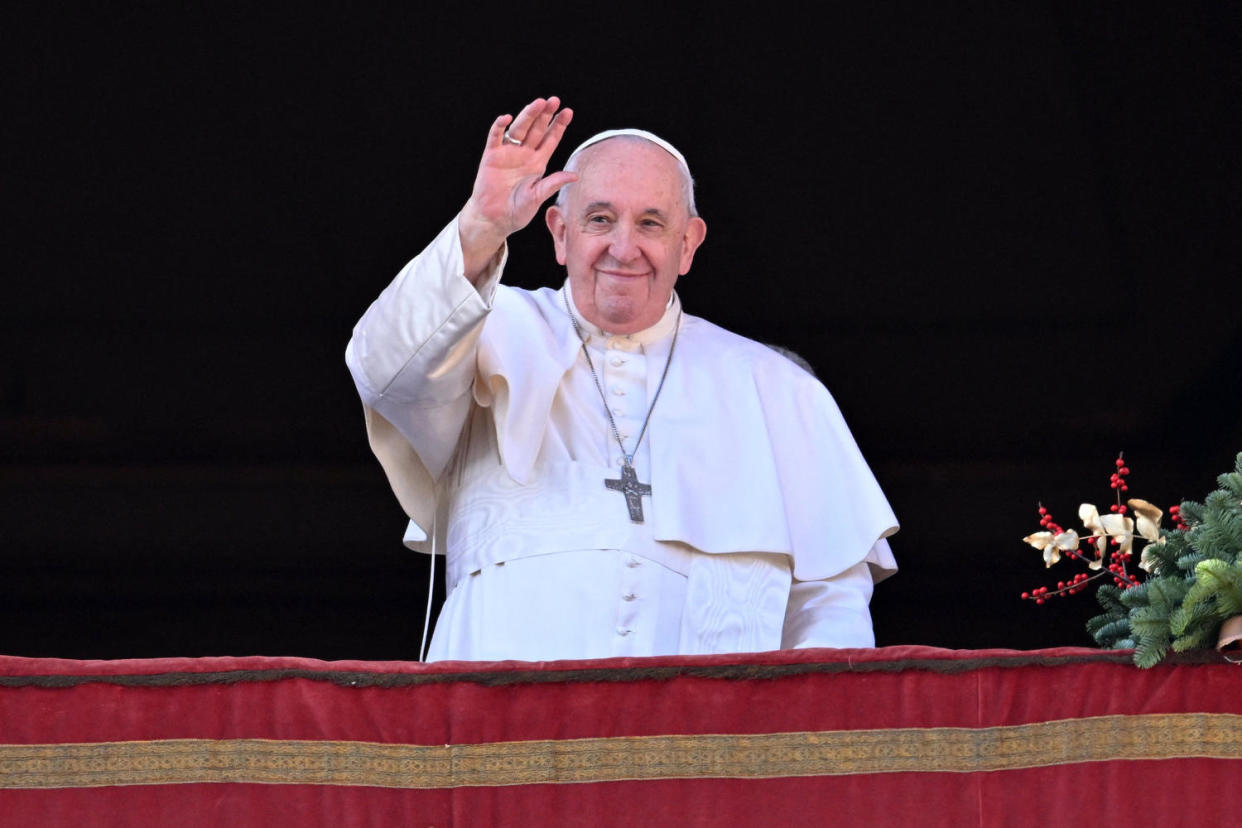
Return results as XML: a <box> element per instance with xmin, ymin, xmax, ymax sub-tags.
<box><xmin>345</xmin><ymin>215</ymin><xmax>900</xmax><ymax>662</ymax></box>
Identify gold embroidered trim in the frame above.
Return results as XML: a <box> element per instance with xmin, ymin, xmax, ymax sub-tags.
<box><xmin>4</xmin><ymin>713</ymin><xmax>1241</xmax><ymax>790</ymax></box>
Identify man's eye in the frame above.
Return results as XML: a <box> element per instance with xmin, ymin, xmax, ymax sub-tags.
<box><xmin>588</xmin><ymin>215</ymin><xmax>611</xmax><ymax>224</ymax></box>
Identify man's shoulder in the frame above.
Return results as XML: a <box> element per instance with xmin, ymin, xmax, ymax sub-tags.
<box><xmin>490</xmin><ymin>284</ymin><xmax>563</xmax><ymax>325</ymax></box>
<box><xmin>682</xmin><ymin>312</ymin><xmax>819</xmax><ymax>382</ymax></box>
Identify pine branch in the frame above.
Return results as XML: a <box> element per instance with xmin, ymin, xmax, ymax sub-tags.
<box><xmin>1177</xmin><ymin>550</ymin><xmax>1209</xmax><ymax>572</ymax></box>
<box><xmin>1088</xmin><ymin>616</ymin><xmax>1133</xmax><ymax>648</ymax></box>
<box><xmin>1031</xmin><ymin>451</ymin><xmax>1242</xmax><ymax>667</ymax></box>
<box><xmin>1171</xmin><ymin>623</ymin><xmax>1215</xmax><ymax>652</ymax></box>
<box><xmin>1184</xmin><ymin>559</ymin><xmax>1242</xmax><ymax>621</ymax></box>
<box><xmin>1190</xmin><ymin>491</ymin><xmax>1242</xmax><ymax>559</ymax></box>
<box><xmin>1216</xmin><ymin>452</ymin><xmax>1242</xmax><ymax>498</ymax></box>
<box><xmin>1093</xmin><ymin>583</ymin><xmax>1127</xmax><ymax>614</ymax></box>
<box><xmin>1180</xmin><ymin>499</ymin><xmax>1207</xmax><ymax>526</ymax></box>
<box><xmin>1129</xmin><ymin>577</ymin><xmax>1190</xmax><ymax>668</ymax></box>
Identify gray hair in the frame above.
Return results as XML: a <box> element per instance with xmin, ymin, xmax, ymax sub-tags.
<box><xmin>555</xmin><ymin>132</ymin><xmax>699</xmax><ymax>218</ymax></box>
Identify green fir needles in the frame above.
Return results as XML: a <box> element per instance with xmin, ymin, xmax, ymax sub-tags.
<box><xmin>1087</xmin><ymin>452</ymin><xmax>1242</xmax><ymax>667</ymax></box>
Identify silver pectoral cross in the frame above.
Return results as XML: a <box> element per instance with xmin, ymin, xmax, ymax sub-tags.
<box><xmin>605</xmin><ymin>461</ymin><xmax>652</xmax><ymax>523</ymax></box>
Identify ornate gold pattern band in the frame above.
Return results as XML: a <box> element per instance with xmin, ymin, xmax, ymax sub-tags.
<box><xmin>4</xmin><ymin>713</ymin><xmax>1242</xmax><ymax>790</ymax></box>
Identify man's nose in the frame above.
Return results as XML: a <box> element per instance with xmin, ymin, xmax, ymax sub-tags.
<box><xmin>608</xmin><ymin>224</ymin><xmax>641</xmax><ymax>262</ymax></box>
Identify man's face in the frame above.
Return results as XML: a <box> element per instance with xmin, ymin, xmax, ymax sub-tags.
<box><xmin>545</xmin><ymin>140</ymin><xmax>707</xmax><ymax>335</ymax></box>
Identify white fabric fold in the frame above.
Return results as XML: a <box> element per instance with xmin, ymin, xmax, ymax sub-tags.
<box><xmin>346</xmin><ymin>215</ymin><xmax>899</xmax><ymax>582</ymax></box>
<box><xmin>345</xmin><ymin>213</ymin><xmax>900</xmax><ymax>658</ymax></box>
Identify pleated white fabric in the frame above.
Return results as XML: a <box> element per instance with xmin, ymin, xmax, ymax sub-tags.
<box><xmin>347</xmin><ymin>215</ymin><xmax>898</xmax><ymax>661</ymax></box>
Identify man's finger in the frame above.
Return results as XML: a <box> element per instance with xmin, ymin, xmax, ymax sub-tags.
<box><xmin>487</xmin><ymin>114</ymin><xmax>515</xmax><ymax>149</ymax></box>
<box><xmin>522</xmin><ymin>97</ymin><xmax>561</xmax><ymax>146</ymax></box>
<box><xmin>534</xmin><ymin>107</ymin><xmax>573</xmax><ymax>154</ymax></box>
<box><xmin>532</xmin><ymin>170</ymin><xmax>579</xmax><ymax>205</ymax></box>
<box><xmin>503</xmin><ymin>97</ymin><xmax>550</xmax><ymax>146</ymax></box>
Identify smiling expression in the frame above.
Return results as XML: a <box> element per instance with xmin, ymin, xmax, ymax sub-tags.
<box><xmin>545</xmin><ymin>138</ymin><xmax>707</xmax><ymax>334</ymax></box>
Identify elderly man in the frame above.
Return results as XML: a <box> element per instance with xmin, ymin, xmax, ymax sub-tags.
<box><xmin>346</xmin><ymin>96</ymin><xmax>899</xmax><ymax>662</ymax></box>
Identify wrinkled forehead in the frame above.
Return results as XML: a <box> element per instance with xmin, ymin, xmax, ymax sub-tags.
<box><xmin>573</xmin><ymin>138</ymin><xmax>682</xmax><ymax>183</ymax></box>
<box><xmin>565</xmin><ymin>128</ymin><xmax>690</xmax><ymax>171</ymax></box>
<box><xmin>563</xmin><ymin>133</ymin><xmax>693</xmax><ymax>215</ymax></box>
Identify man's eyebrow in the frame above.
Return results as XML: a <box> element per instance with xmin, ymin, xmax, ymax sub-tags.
<box><xmin>581</xmin><ymin>201</ymin><xmax>670</xmax><ymax>220</ymax></box>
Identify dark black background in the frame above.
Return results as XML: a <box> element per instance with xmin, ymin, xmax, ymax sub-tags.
<box><xmin>4</xmin><ymin>5</ymin><xmax>1239</xmax><ymax>659</ymax></box>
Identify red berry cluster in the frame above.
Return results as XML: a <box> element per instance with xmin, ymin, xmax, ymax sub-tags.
<box><xmin>1107</xmin><ymin>455</ymin><xmax>1140</xmax><ymax>587</ymax></box>
<box><xmin>1036</xmin><ymin>504</ymin><xmax>1065</xmax><ymax>535</ymax></box>
<box><xmin>1022</xmin><ymin>452</ymin><xmax>1150</xmax><ymax>605</ymax></box>
<box><xmin>1106</xmin><ymin>550</ymin><xmax>1139</xmax><ymax>588</ymax></box>
<box><xmin>1021</xmin><ymin>502</ymin><xmax>1089</xmax><ymax>603</ymax></box>
<box><xmin>1108</xmin><ymin>454</ymin><xmax>1130</xmax><ymax>514</ymax></box>
<box><xmin>1169</xmin><ymin>504</ymin><xmax>1189</xmax><ymax>531</ymax></box>
<box><xmin>1022</xmin><ymin>572</ymin><xmax>1091</xmax><ymax>604</ymax></box>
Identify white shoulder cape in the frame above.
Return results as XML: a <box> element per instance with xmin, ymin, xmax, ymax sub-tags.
<box><xmin>361</xmin><ymin>278</ymin><xmax>898</xmax><ymax>582</ymax></box>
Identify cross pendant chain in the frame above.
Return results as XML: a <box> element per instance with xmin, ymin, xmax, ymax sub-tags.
<box><xmin>562</xmin><ymin>290</ymin><xmax>679</xmax><ymax>525</ymax></box>
<box><xmin>604</xmin><ymin>461</ymin><xmax>653</xmax><ymax>523</ymax></box>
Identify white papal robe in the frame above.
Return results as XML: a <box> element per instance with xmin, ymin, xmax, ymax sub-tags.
<box><xmin>345</xmin><ymin>215</ymin><xmax>900</xmax><ymax>661</ymax></box>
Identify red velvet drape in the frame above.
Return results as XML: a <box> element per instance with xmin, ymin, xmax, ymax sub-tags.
<box><xmin>3</xmin><ymin>646</ymin><xmax>1239</xmax><ymax>826</ymax></box>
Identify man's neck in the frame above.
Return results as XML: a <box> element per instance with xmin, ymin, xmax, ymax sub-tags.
<box><xmin>562</xmin><ymin>281</ymin><xmax>680</xmax><ymax>346</ymax></box>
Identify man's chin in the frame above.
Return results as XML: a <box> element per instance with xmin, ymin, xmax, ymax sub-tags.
<box><xmin>587</xmin><ymin>296</ymin><xmax>638</xmax><ymax>330</ymax></box>
<box><xmin>598</xmin><ymin>311</ymin><xmax>639</xmax><ymax>333</ymax></box>
<box><xmin>591</xmin><ymin>285</ymin><xmax>641</xmax><ymax>322</ymax></box>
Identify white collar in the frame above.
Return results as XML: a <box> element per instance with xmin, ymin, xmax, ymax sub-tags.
<box><xmin>560</xmin><ymin>280</ymin><xmax>681</xmax><ymax>347</ymax></box>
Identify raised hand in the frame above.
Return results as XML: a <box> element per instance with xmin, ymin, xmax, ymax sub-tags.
<box><xmin>459</xmin><ymin>97</ymin><xmax>576</xmax><ymax>283</ymax></box>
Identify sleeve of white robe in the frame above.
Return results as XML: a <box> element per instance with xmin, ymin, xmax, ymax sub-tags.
<box><xmin>780</xmin><ymin>560</ymin><xmax>877</xmax><ymax>649</ymax></box>
<box><xmin>344</xmin><ymin>215</ymin><xmax>505</xmax><ymax>532</ymax></box>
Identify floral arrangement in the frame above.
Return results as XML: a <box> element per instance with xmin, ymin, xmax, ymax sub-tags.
<box><xmin>1021</xmin><ymin>451</ymin><xmax>1242</xmax><ymax>667</ymax></box>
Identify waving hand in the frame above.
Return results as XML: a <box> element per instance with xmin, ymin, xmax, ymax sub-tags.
<box><xmin>459</xmin><ymin>97</ymin><xmax>575</xmax><ymax>283</ymax></box>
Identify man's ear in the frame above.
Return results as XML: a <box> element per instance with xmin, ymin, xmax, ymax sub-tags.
<box><xmin>678</xmin><ymin>216</ymin><xmax>707</xmax><ymax>275</ymax></box>
<box><xmin>545</xmin><ymin>205</ymin><xmax>568</xmax><ymax>266</ymax></box>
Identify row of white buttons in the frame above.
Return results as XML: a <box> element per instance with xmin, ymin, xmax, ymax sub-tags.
<box><xmin>598</xmin><ymin>344</ymin><xmax>643</xmax><ymax>481</ymax></box>
<box><xmin>616</xmin><ymin>557</ymin><xmax>643</xmax><ymax>637</ymax></box>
